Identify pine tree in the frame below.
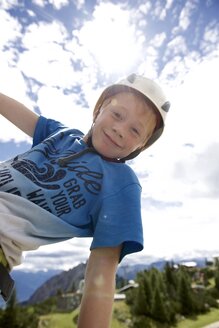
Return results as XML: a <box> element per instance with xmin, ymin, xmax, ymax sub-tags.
<box><xmin>0</xmin><ymin>288</ymin><xmax>39</xmax><ymax>328</ymax></box>
<box><xmin>164</xmin><ymin>262</ymin><xmax>177</xmax><ymax>293</ymax></box>
<box><xmin>142</xmin><ymin>273</ymin><xmax>153</xmax><ymax>314</ymax></box>
<box><xmin>157</xmin><ymin>270</ymin><xmax>167</xmax><ymax>297</ymax></box>
<box><xmin>214</xmin><ymin>270</ymin><xmax>219</xmax><ymax>291</ymax></box>
<box><xmin>178</xmin><ymin>269</ymin><xmax>194</xmax><ymax>315</ymax></box>
<box><xmin>149</xmin><ymin>268</ymin><xmax>159</xmax><ymax>289</ymax></box>
<box><xmin>151</xmin><ymin>286</ymin><xmax>169</xmax><ymax>323</ymax></box>
<box><xmin>0</xmin><ymin>289</ymin><xmax>19</xmax><ymax>328</ymax></box>
<box><xmin>215</xmin><ymin>258</ymin><xmax>219</xmax><ymax>269</ymax></box>
<box><xmin>133</xmin><ymin>273</ymin><xmax>152</xmax><ymax>316</ymax></box>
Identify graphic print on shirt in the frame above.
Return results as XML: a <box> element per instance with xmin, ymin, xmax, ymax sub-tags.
<box><xmin>0</xmin><ymin>132</ymin><xmax>103</xmax><ymax>218</ymax></box>
<box><xmin>11</xmin><ymin>156</ymin><xmax>66</xmax><ymax>190</ymax></box>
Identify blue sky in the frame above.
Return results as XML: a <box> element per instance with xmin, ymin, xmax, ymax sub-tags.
<box><xmin>0</xmin><ymin>0</ymin><xmax>219</xmax><ymax>271</ymax></box>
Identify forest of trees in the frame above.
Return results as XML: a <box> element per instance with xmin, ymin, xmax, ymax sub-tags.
<box><xmin>126</xmin><ymin>260</ymin><xmax>219</xmax><ymax>327</ymax></box>
<box><xmin>0</xmin><ymin>290</ymin><xmax>57</xmax><ymax>328</ymax></box>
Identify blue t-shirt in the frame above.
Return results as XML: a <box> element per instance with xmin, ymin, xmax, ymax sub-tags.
<box><xmin>0</xmin><ymin>116</ymin><xmax>143</xmax><ymax>261</ymax></box>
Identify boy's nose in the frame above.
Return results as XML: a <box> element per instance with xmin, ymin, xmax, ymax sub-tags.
<box><xmin>112</xmin><ymin>126</ymin><xmax>124</xmax><ymax>139</ymax></box>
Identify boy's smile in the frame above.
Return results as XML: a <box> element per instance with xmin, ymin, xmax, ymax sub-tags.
<box><xmin>102</xmin><ymin>130</ymin><xmax>123</xmax><ymax>149</ymax></box>
<box><xmin>89</xmin><ymin>91</ymin><xmax>157</xmax><ymax>160</ymax></box>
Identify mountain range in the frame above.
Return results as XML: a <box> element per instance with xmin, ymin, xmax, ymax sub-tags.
<box><xmin>2</xmin><ymin>256</ymin><xmax>207</xmax><ymax>306</ymax></box>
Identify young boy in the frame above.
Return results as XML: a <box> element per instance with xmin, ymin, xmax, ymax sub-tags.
<box><xmin>0</xmin><ymin>73</ymin><xmax>170</xmax><ymax>327</ymax></box>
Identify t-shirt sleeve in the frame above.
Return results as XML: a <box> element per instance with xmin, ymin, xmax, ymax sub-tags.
<box><xmin>32</xmin><ymin>116</ymin><xmax>66</xmax><ymax>147</ymax></box>
<box><xmin>90</xmin><ymin>183</ymin><xmax>144</xmax><ymax>263</ymax></box>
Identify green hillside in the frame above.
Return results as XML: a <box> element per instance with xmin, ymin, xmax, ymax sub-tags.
<box><xmin>38</xmin><ymin>302</ymin><xmax>130</xmax><ymax>328</ymax></box>
<box><xmin>38</xmin><ymin>302</ymin><xmax>219</xmax><ymax>328</ymax></box>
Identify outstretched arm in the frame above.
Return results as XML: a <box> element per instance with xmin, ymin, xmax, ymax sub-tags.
<box><xmin>0</xmin><ymin>93</ymin><xmax>39</xmax><ymax>137</ymax></box>
<box><xmin>77</xmin><ymin>245</ymin><xmax>121</xmax><ymax>328</ymax></box>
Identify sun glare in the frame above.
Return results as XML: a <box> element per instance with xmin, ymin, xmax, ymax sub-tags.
<box><xmin>77</xmin><ymin>3</ymin><xmax>141</xmax><ymax>75</ymax></box>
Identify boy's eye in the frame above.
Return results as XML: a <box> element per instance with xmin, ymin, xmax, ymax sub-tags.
<box><xmin>113</xmin><ymin>111</ymin><xmax>121</xmax><ymax>119</ymax></box>
<box><xmin>132</xmin><ymin>127</ymin><xmax>140</xmax><ymax>135</ymax></box>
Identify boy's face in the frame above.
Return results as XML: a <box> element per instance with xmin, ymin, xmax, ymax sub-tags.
<box><xmin>91</xmin><ymin>91</ymin><xmax>157</xmax><ymax>159</ymax></box>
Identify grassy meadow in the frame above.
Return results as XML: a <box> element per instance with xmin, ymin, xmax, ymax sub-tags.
<box><xmin>38</xmin><ymin>302</ymin><xmax>219</xmax><ymax>328</ymax></box>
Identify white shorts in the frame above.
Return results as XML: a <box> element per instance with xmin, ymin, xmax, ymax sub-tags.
<box><xmin>0</xmin><ymin>192</ymin><xmax>76</xmax><ymax>269</ymax></box>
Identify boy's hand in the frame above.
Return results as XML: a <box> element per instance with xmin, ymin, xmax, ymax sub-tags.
<box><xmin>0</xmin><ymin>93</ymin><xmax>39</xmax><ymax>137</ymax></box>
<box><xmin>77</xmin><ymin>245</ymin><xmax>122</xmax><ymax>328</ymax></box>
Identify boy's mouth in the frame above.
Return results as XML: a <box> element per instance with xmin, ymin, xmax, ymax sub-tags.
<box><xmin>103</xmin><ymin>131</ymin><xmax>122</xmax><ymax>149</ymax></box>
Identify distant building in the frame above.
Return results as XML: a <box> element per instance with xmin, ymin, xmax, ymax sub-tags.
<box><xmin>114</xmin><ymin>280</ymin><xmax>139</xmax><ymax>301</ymax></box>
<box><xmin>173</xmin><ymin>261</ymin><xmax>197</xmax><ymax>271</ymax></box>
<box><xmin>114</xmin><ymin>293</ymin><xmax>126</xmax><ymax>301</ymax></box>
<box><xmin>180</xmin><ymin>261</ymin><xmax>197</xmax><ymax>268</ymax></box>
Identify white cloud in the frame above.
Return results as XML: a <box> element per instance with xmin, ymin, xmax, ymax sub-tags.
<box><xmin>72</xmin><ymin>2</ymin><xmax>142</xmax><ymax>76</ymax></box>
<box><xmin>0</xmin><ymin>64</ymin><xmax>34</xmax><ymax>143</ymax></box>
<box><xmin>150</xmin><ymin>32</ymin><xmax>166</xmax><ymax>48</ymax></box>
<box><xmin>153</xmin><ymin>1</ymin><xmax>164</xmax><ymax>20</ymax></box>
<box><xmin>0</xmin><ymin>0</ymin><xmax>19</xmax><ymax>10</ymax></box>
<box><xmin>17</xmin><ymin>21</ymin><xmax>77</xmax><ymax>88</ymax></box>
<box><xmin>157</xmin><ymin>0</ymin><xmax>174</xmax><ymax>20</ymax></box>
<box><xmin>32</xmin><ymin>0</ymin><xmax>69</xmax><ymax>10</ymax></box>
<box><xmin>140</xmin><ymin>200</ymin><xmax>219</xmax><ymax>260</ymax></box>
<box><xmin>171</xmin><ymin>0</ymin><xmax>199</xmax><ymax>35</ymax></box>
<box><xmin>165</xmin><ymin>35</ymin><xmax>188</xmax><ymax>57</ymax></box>
<box><xmin>204</xmin><ymin>21</ymin><xmax>219</xmax><ymax>43</ymax></box>
<box><xmin>19</xmin><ymin>238</ymin><xmax>91</xmax><ymax>271</ymax></box>
<box><xmin>172</xmin><ymin>57</ymin><xmax>219</xmax><ymax>147</ymax></box>
<box><xmin>165</xmin><ymin>0</ymin><xmax>174</xmax><ymax>10</ymax></box>
<box><xmin>149</xmin><ymin>0</ymin><xmax>173</xmax><ymax>21</ymax></box>
<box><xmin>174</xmin><ymin>143</ymin><xmax>219</xmax><ymax>198</ymax></box>
<box><xmin>0</xmin><ymin>116</ymin><xmax>32</xmax><ymax>144</ymax></box>
<box><xmin>32</xmin><ymin>0</ymin><xmax>45</xmax><ymax>7</ymax></box>
<box><xmin>22</xmin><ymin>21</ymin><xmax>67</xmax><ymax>48</ymax></box>
<box><xmin>201</xmin><ymin>20</ymin><xmax>219</xmax><ymax>55</ymax></box>
<box><xmin>0</xmin><ymin>10</ymin><xmax>22</xmax><ymax>47</ymax></box>
<box><xmin>73</xmin><ymin>0</ymin><xmax>85</xmax><ymax>10</ymax></box>
<box><xmin>36</xmin><ymin>85</ymin><xmax>92</xmax><ymax>132</ymax></box>
<box><xmin>138</xmin><ymin>46</ymin><xmax>159</xmax><ymax>79</ymax></box>
<box><xmin>178</xmin><ymin>0</ymin><xmax>198</xmax><ymax>31</ymax></box>
<box><xmin>138</xmin><ymin>2</ymin><xmax>152</xmax><ymax>16</ymax></box>
<box><xmin>160</xmin><ymin>50</ymin><xmax>201</xmax><ymax>84</ymax></box>
<box><xmin>49</xmin><ymin>0</ymin><xmax>69</xmax><ymax>10</ymax></box>
<box><xmin>18</xmin><ymin>45</ymin><xmax>74</xmax><ymax>87</ymax></box>
<box><xmin>27</xmin><ymin>9</ymin><xmax>36</xmax><ymax>17</ymax></box>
